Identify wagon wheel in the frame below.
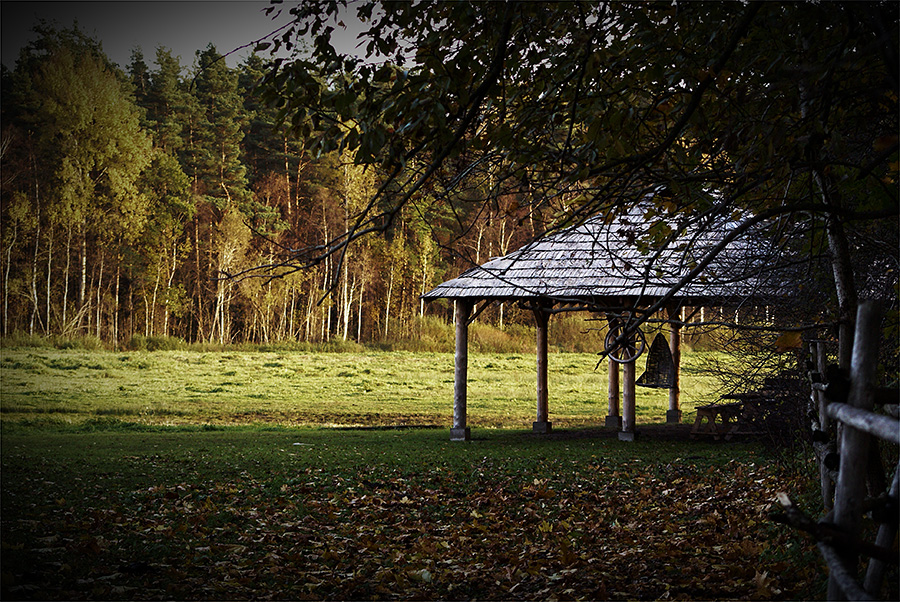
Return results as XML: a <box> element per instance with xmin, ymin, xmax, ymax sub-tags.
<box><xmin>605</xmin><ymin>327</ymin><xmax>647</xmax><ymax>364</ymax></box>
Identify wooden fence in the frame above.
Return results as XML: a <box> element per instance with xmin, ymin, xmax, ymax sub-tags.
<box><xmin>776</xmin><ymin>301</ymin><xmax>898</xmax><ymax>601</ymax></box>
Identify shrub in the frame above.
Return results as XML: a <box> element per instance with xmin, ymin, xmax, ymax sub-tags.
<box><xmin>0</xmin><ymin>332</ymin><xmax>54</xmax><ymax>349</ymax></box>
<box><xmin>125</xmin><ymin>334</ymin><xmax>187</xmax><ymax>351</ymax></box>
<box><xmin>319</xmin><ymin>339</ymin><xmax>365</xmax><ymax>353</ymax></box>
<box><xmin>548</xmin><ymin>315</ymin><xmax>606</xmax><ymax>353</ymax></box>
<box><xmin>471</xmin><ymin>322</ymin><xmax>533</xmax><ymax>353</ymax></box>
<box><xmin>57</xmin><ymin>336</ymin><xmax>106</xmax><ymax>350</ymax></box>
<box><xmin>0</xmin><ymin>333</ymin><xmax>110</xmax><ymax>350</ymax></box>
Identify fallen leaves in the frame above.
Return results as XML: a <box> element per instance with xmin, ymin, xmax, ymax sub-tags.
<box><xmin>1</xmin><ymin>453</ymin><xmax>824</xmax><ymax>600</ymax></box>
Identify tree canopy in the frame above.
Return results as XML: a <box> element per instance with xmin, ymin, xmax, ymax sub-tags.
<box><xmin>256</xmin><ymin>0</ymin><xmax>898</xmax><ymax>361</ymax></box>
<box><xmin>1</xmin><ymin>24</ymin><xmax>473</xmax><ymax>346</ymax></box>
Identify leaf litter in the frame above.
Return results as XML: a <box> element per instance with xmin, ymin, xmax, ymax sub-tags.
<box><xmin>0</xmin><ymin>450</ymin><xmax>822</xmax><ymax>601</ymax></box>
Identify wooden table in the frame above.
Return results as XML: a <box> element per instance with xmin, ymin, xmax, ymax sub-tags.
<box><xmin>691</xmin><ymin>402</ymin><xmax>744</xmax><ymax>439</ymax></box>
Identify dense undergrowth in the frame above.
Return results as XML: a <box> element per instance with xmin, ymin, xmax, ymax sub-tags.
<box><xmin>1</xmin><ymin>314</ymin><xmax>724</xmax><ymax>355</ymax></box>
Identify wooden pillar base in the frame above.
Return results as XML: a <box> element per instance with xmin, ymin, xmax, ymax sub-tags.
<box><xmin>450</xmin><ymin>427</ymin><xmax>471</xmax><ymax>441</ymax></box>
<box><xmin>605</xmin><ymin>415</ymin><xmax>622</xmax><ymax>429</ymax></box>
<box><xmin>618</xmin><ymin>430</ymin><xmax>637</xmax><ymax>442</ymax></box>
<box><xmin>666</xmin><ymin>409</ymin><xmax>683</xmax><ymax>424</ymax></box>
<box><xmin>532</xmin><ymin>421</ymin><xmax>552</xmax><ymax>434</ymax></box>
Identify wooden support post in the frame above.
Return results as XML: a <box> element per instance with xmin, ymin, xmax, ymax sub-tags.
<box><xmin>667</xmin><ymin>307</ymin><xmax>682</xmax><ymax>424</ymax></box>
<box><xmin>451</xmin><ymin>300</ymin><xmax>472</xmax><ymax>441</ymax></box>
<box><xmin>619</xmin><ymin>328</ymin><xmax>637</xmax><ymax>441</ymax></box>
<box><xmin>605</xmin><ymin>313</ymin><xmax>621</xmax><ymax>428</ymax></box>
<box><xmin>827</xmin><ymin>301</ymin><xmax>881</xmax><ymax>600</ymax></box>
<box><xmin>533</xmin><ymin>307</ymin><xmax>552</xmax><ymax>434</ymax></box>
<box><xmin>619</xmin><ymin>355</ymin><xmax>637</xmax><ymax>441</ymax></box>
<box><xmin>606</xmin><ymin>351</ymin><xmax>621</xmax><ymax>428</ymax></box>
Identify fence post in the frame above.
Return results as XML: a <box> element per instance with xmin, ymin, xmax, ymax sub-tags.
<box><xmin>863</xmin><ymin>468</ymin><xmax>900</xmax><ymax>594</ymax></box>
<box><xmin>814</xmin><ymin>340</ymin><xmax>835</xmax><ymax>509</ymax></box>
<box><xmin>827</xmin><ymin>301</ymin><xmax>882</xmax><ymax>601</ymax></box>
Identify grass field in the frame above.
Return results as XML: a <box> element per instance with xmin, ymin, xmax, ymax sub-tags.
<box><xmin>0</xmin><ymin>348</ymin><xmax>730</xmax><ymax>429</ymax></box>
<box><xmin>1</xmin><ymin>347</ymin><xmax>858</xmax><ymax>600</ymax></box>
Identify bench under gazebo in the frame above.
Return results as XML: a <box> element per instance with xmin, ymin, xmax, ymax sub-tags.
<box><xmin>422</xmin><ymin>207</ymin><xmax>787</xmax><ymax>441</ymax></box>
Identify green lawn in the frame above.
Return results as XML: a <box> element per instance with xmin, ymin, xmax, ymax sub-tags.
<box><xmin>0</xmin><ymin>348</ymin><xmax>728</xmax><ymax>429</ymax></box>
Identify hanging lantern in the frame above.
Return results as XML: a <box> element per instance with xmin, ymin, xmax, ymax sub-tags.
<box><xmin>636</xmin><ymin>333</ymin><xmax>675</xmax><ymax>388</ymax></box>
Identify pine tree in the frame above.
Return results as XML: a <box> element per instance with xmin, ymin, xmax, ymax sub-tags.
<box><xmin>188</xmin><ymin>44</ymin><xmax>251</xmax><ymax>342</ymax></box>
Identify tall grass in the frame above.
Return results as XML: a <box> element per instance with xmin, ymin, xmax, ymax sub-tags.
<box><xmin>2</xmin><ymin>314</ymin><xmax>724</xmax><ymax>355</ymax></box>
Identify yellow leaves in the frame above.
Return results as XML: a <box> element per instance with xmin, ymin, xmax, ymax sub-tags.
<box><xmin>773</xmin><ymin>331</ymin><xmax>802</xmax><ymax>352</ymax></box>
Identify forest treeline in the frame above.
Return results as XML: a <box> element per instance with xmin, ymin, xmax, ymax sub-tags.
<box><xmin>1</xmin><ymin>27</ymin><xmax>539</xmax><ymax>347</ymax></box>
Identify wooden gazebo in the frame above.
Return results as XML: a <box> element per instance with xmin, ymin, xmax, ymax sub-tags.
<box><xmin>422</xmin><ymin>207</ymin><xmax>787</xmax><ymax>441</ymax></box>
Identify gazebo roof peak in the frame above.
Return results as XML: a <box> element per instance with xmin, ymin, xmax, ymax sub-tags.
<box><xmin>423</xmin><ymin>206</ymin><xmax>788</xmax><ymax>307</ymax></box>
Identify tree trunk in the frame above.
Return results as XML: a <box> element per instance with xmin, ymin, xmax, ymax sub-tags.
<box><xmin>304</xmin><ymin>281</ymin><xmax>314</xmax><ymax>342</ymax></box>
<box><xmin>96</xmin><ymin>252</ymin><xmax>104</xmax><ymax>340</ymax></box>
<box><xmin>164</xmin><ymin>234</ymin><xmax>178</xmax><ymax>338</ymax></box>
<box><xmin>419</xmin><ymin>251</ymin><xmax>428</xmax><ymax>319</ymax></box>
<box><xmin>284</xmin><ymin>137</ymin><xmax>292</xmax><ymax>219</ymax></box>
<box><xmin>3</xmin><ymin>220</ymin><xmax>16</xmax><ymax>336</ymax></box>
<box><xmin>45</xmin><ymin>224</ymin><xmax>53</xmax><ymax>334</ymax></box>
<box><xmin>357</xmin><ymin>275</ymin><xmax>364</xmax><ymax>343</ymax></box>
<box><xmin>114</xmin><ymin>261</ymin><xmax>121</xmax><ymax>347</ymax></box>
<box><xmin>384</xmin><ymin>261</ymin><xmax>395</xmax><ymax>340</ymax></box>
<box><xmin>29</xmin><ymin>196</ymin><xmax>41</xmax><ymax>336</ymax></box>
<box><xmin>79</xmin><ymin>220</ymin><xmax>87</xmax><ymax>312</ymax></box>
<box><xmin>825</xmin><ymin>209</ymin><xmax>857</xmax><ymax>371</ymax></box>
<box><xmin>150</xmin><ymin>249</ymin><xmax>163</xmax><ymax>337</ymax></box>
<box><xmin>62</xmin><ymin>224</ymin><xmax>71</xmax><ymax>332</ymax></box>
<box><xmin>194</xmin><ymin>218</ymin><xmax>204</xmax><ymax>343</ymax></box>
<box><xmin>289</xmin><ymin>285</ymin><xmax>296</xmax><ymax>340</ymax></box>
<box><xmin>342</xmin><ymin>251</ymin><xmax>350</xmax><ymax>341</ymax></box>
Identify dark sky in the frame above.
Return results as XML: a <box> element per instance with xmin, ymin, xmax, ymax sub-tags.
<box><xmin>1</xmin><ymin>0</ymin><xmax>365</xmax><ymax>71</ymax></box>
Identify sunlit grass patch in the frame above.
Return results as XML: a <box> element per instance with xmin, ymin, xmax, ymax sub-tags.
<box><xmin>0</xmin><ymin>348</ymin><xmax>732</xmax><ymax>429</ymax></box>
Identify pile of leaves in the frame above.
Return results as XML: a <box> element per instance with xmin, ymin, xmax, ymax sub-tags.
<box><xmin>2</xmin><ymin>451</ymin><xmax>823</xmax><ymax>600</ymax></box>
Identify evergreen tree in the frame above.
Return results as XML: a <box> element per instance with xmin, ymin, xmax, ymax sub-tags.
<box><xmin>187</xmin><ymin>44</ymin><xmax>251</xmax><ymax>342</ymax></box>
<box><xmin>193</xmin><ymin>44</ymin><xmax>250</xmax><ymax>210</ymax></box>
<box><xmin>144</xmin><ymin>48</ymin><xmax>191</xmax><ymax>155</ymax></box>
<box><xmin>127</xmin><ymin>48</ymin><xmax>150</xmax><ymax>105</ymax></box>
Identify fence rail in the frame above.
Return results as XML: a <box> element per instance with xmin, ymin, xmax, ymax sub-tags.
<box><xmin>779</xmin><ymin>301</ymin><xmax>898</xmax><ymax>601</ymax></box>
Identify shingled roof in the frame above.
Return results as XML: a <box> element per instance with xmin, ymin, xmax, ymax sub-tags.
<box><xmin>423</xmin><ymin>207</ymin><xmax>789</xmax><ymax>306</ymax></box>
